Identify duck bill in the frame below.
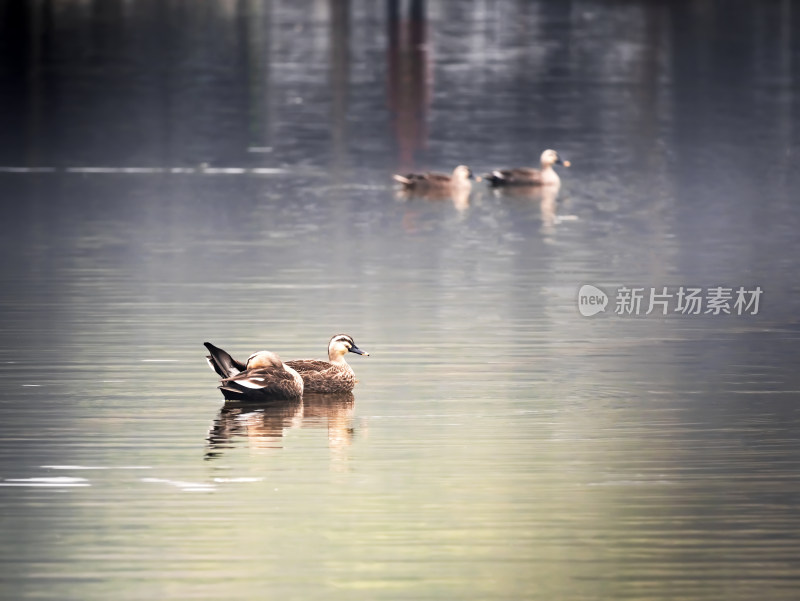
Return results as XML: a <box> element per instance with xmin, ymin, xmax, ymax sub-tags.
<box><xmin>349</xmin><ymin>345</ymin><xmax>369</xmax><ymax>356</ymax></box>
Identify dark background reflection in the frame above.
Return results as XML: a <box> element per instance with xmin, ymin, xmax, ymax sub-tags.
<box><xmin>2</xmin><ymin>1</ymin><xmax>797</xmax><ymax>171</ymax></box>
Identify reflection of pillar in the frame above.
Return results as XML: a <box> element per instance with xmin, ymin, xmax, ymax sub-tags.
<box><xmin>330</xmin><ymin>0</ymin><xmax>350</xmax><ymax>170</ymax></box>
<box><xmin>387</xmin><ymin>0</ymin><xmax>431</xmax><ymax>171</ymax></box>
<box><xmin>777</xmin><ymin>0</ymin><xmax>793</xmax><ymax>177</ymax></box>
<box><xmin>26</xmin><ymin>0</ymin><xmax>46</xmax><ymax>167</ymax></box>
<box><xmin>636</xmin><ymin>2</ymin><xmax>668</xmax><ymax>172</ymax></box>
<box><xmin>246</xmin><ymin>0</ymin><xmax>273</xmax><ymax>154</ymax></box>
<box><xmin>155</xmin><ymin>0</ymin><xmax>173</xmax><ymax>166</ymax></box>
<box><xmin>6</xmin><ymin>0</ymin><xmax>50</xmax><ymax>167</ymax></box>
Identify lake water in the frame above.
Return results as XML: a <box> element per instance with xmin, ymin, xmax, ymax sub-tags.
<box><xmin>2</xmin><ymin>1</ymin><xmax>800</xmax><ymax>599</ymax></box>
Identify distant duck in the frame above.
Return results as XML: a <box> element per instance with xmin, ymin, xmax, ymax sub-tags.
<box><xmin>393</xmin><ymin>165</ymin><xmax>473</xmax><ymax>194</ymax></box>
<box><xmin>205</xmin><ymin>342</ymin><xmax>304</xmax><ymax>401</ymax></box>
<box><xmin>285</xmin><ymin>334</ymin><xmax>369</xmax><ymax>394</ymax></box>
<box><xmin>484</xmin><ymin>149</ymin><xmax>570</xmax><ymax>187</ymax></box>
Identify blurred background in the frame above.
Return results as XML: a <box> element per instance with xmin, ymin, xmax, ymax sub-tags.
<box><xmin>1</xmin><ymin>1</ymin><xmax>800</xmax><ymax>600</ymax></box>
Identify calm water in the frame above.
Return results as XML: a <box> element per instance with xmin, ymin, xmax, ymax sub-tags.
<box><xmin>2</xmin><ymin>1</ymin><xmax>800</xmax><ymax>599</ymax></box>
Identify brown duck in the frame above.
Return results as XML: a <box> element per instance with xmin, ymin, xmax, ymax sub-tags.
<box><xmin>204</xmin><ymin>343</ymin><xmax>304</xmax><ymax>401</ymax></box>
<box><xmin>286</xmin><ymin>334</ymin><xmax>369</xmax><ymax>394</ymax></box>
<box><xmin>393</xmin><ymin>165</ymin><xmax>473</xmax><ymax>194</ymax></box>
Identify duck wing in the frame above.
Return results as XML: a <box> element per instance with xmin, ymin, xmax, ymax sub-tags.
<box><xmin>220</xmin><ymin>366</ymin><xmax>302</xmax><ymax>400</ymax></box>
<box><xmin>204</xmin><ymin>342</ymin><xmax>247</xmax><ymax>378</ymax></box>
<box><xmin>485</xmin><ymin>167</ymin><xmax>543</xmax><ymax>186</ymax></box>
<box><xmin>286</xmin><ymin>359</ymin><xmax>356</xmax><ymax>393</ymax></box>
<box><xmin>419</xmin><ymin>172</ymin><xmax>451</xmax><ymax>184</ymax></box>
<box><xmin>393</xmin><ymin>171</ymin><xmax>450</xmax><ymax>188</ymax></box>
<box><xmin>285</xmin><ymin>359</ymin><xmax>334</xmax><ymax>376</ymax></box>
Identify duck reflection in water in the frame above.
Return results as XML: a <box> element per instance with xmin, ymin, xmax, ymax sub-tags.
<box><xmin>491</xmin><ymin>183</ymin><xmax>561</xmax><ymax>232</ymax></box>
<box><xmin>205</xmin><ymin>392</ymin><xmax>356</xmax><ymax>460</ymax></box>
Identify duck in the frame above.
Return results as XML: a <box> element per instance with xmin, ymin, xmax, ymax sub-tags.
<box><xmin>393</xmin><ymin>165</ymin><xmax>473</xmax><ymax>194</ymax></box>
<box><xmin>285</xmin><ymin>334</ymin><xmax>369</xmax><ymax>394</ymax></box>
<box><xmin>204</xmin><ymin>342</ymin><xmax>304</xmax><ymax>401</ymax></box>
<box><xmin>484</xmin><ymin>149</ymin><xmax>570</xmax><ymax>187</ymax></box>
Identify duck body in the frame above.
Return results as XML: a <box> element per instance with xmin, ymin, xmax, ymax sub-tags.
<box><xmin>484</xmin><ymin>166</ymin><xmax>558</xmax><ymax>187</ymax></box>
<box><xmin>286</xmin><ymin>334</ymin><xmax>368</xmax><ymax>394</ymax></box>
<box><xmin>393</xmin><ymin>165</ymin><xmax>473</xmax><ymax>194</ymax></box>
<box><xmin>204</xmin><ymin>334</ymin><xmax>368</xmax><ymax>399</ymax></box>
<box><xmin>204</xmin><ymin>342</ymin><xmax>304</xmax><ymax>401</ymax></box>
<box><xmin>484</xmin><ymin>149</ymin><xmax>568</xmax><ymax>187</ymax></box>
<box><xmin>286</xmin><ymin>360</ymin><xmax>357</xmax><ymax>393</ymax></box>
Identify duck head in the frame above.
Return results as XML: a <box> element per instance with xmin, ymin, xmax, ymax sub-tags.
<box><xmin>245</xmin><ymin>350</ymin><xmax>285</xmax><ymax>370</ymax></box>
<box><xmin>452</xmin><ymin>165</ymin><xmax>473</xmax><ymax>185</ymax></box>
<box><xmin>328</xmin><ymin>334</ymin><xmax>369</xmax><ymax>362</ymax></box>
<box><xmin>540</xmin><ymin>149</ymin><xmax>571</xmax><ymax>168</ymax></box>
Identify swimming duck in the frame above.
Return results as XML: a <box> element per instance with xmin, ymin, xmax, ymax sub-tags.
<box><xmin>484</xmin><ymin>149</ymin><xmax>570</xmax><ymax>187</ymax></box>
<box><xmin>393</xmin><ymin>165</ymin><xmax>473</xmax><ymax>194</ymax></box>
<box><xmin>285</xmin><ymin>334</ymin><xmax>369</xmax><ymax>394</ymax></box>
<box><xmin>204</xmin><ymin>342</ymin><xmax>304</xmax><ymax>401</ymax></box>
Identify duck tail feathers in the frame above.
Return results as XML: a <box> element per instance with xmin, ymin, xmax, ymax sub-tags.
<box><xmin>204</xmin><ymin>342</ymin><xmax>246</xmax><ymax>379</ymax></box>
<box><xmin>483</xmin><ymin>171</ymin><xmax>507</xmax><ymax>186</ymax></box>
<box><xmin>393</xmin><ymin>174</ymin><xmax>411</xmax><ymax>185</ymax></box>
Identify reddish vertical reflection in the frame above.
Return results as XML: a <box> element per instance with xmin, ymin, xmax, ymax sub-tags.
<box><xmin>387</xmin><ymin>0</ymin><xmax>431</xmax><ymax>171</ymax></box>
